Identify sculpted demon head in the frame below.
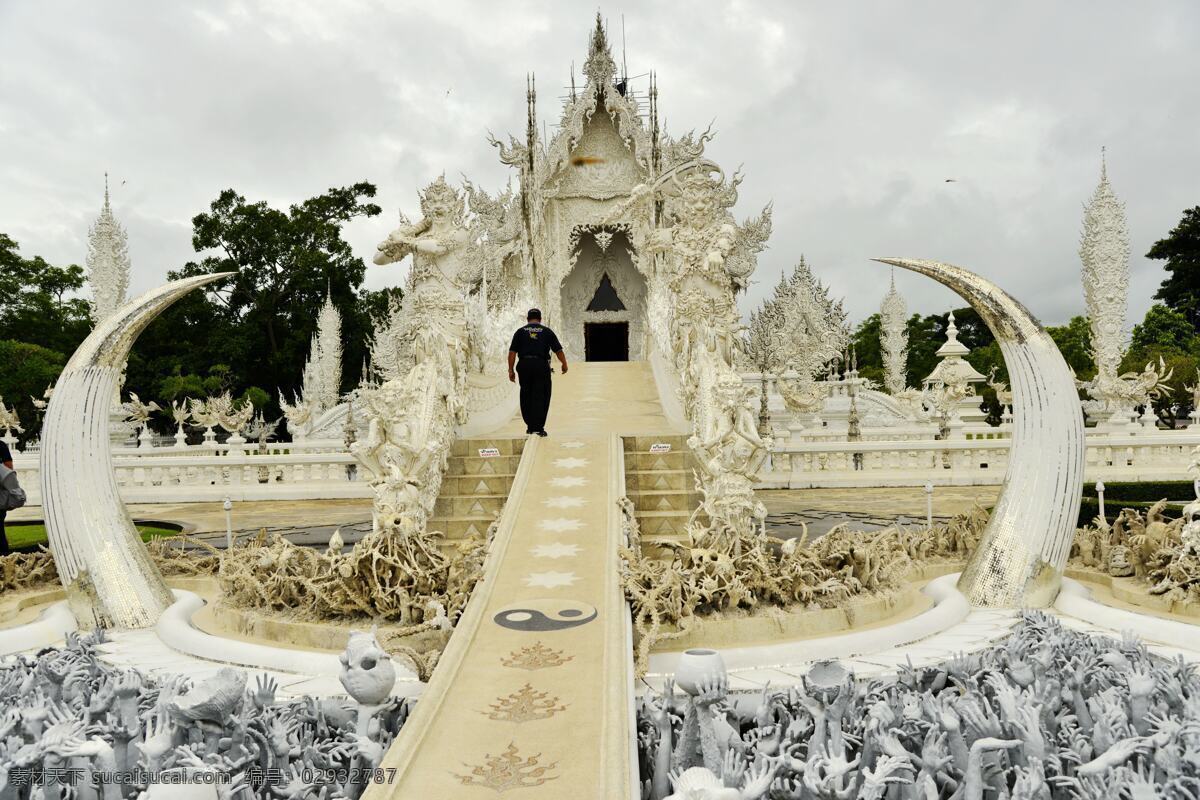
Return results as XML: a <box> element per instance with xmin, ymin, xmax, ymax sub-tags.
<box><xmin>418</xmin><ymin>176</ymin><xmax>464</xmax><ymax>223</ymax></box>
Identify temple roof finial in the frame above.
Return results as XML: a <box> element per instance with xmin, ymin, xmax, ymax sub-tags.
<box><xmin>1100</xmin><ymin>145</ymin><xmax>1107</xmax><ymax>182</ymax></box>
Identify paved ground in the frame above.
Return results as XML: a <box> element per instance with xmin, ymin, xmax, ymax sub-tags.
<box><xmin>760</xmin><ymin>486</ymin><xmax>997</xmax><ymax>540</ymax></box>
<box><xmin>9</xmin><ymin>498</ymin><xmax>372</xmax><ymax>535</ymax></box>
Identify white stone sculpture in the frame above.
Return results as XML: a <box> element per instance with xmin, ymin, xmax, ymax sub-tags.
<box><xmin>188</xmin><ymin>396</ymin><xmax>221</xmax><ymax>445</ymax></box>
<box><xmin>639</xmin><ymin>613</ymin><xmax>1200</xmax><ymax>800</ymax></box>
<box><xmin>278</xmin><ymin>390</ymin><xmax>314</xmax><ymax>439</ymax></box>
<box><xmin>40</xmin><ymin>274</ymin><xmax>230</xmax><ymax>629</ymax></box>
<box><xmin>879</xmin><ymin>272</ymin><xmax>909</xmax><ymax>395</ymax></box>
<box><xmin>0</xmin><ymin>396</ymin><xmax>22</xmax><ymax>439</ymax></box>
<box><xmin>296</xmin><ymin>291</ymin><xmax>344</xmax><ymax>418</ymax></box>
<box><xmin>339</xmin><ymin>630</ymin><xmax>397</xmax><ymax>706</ymax></box>
<box><xmin>357</xmin><ymin>175</ymin><xmax>475</xmax><ymax>537</ymax></box>
<box><xmin>85</xmin><ymin>174</ymin><xmax>131</xmax><ymax>326</ymax></box>
<box><xmin>120</xmin><ymin>391</ymin><xmax>161</xmax><ymax>448</ymax></box>
<box><xmin>168</xmin><ymin>399</ymin><xmax>191</xmax><ymax>446</ymax></box>
<box><xmin>1078</xmin><ymin>150</ymin><xmax>1134</xmax><ymax>424</ymax></box>
<box><xmin>0</xmin><ymin>633</ymin><xmax>415</xmax><ymax>799</ymax></box>
<box><xmin>207</xmin><ymin>391</ymin><xmax>255</xmax><ymax>444</ymax></box>
<box><xmin>881</xmin><ymin>258</ymin><xmax>1085</xmax><ymax>607</ymax></box>
<box><xmin>922</xmin><ymin>311</ymin><xmax>987</xmax><ymax>436</ymax></box>
<box><xmin>752</xmin><ymin>258</ymin><xmax>847</xmax><ymax>420</ymax></box>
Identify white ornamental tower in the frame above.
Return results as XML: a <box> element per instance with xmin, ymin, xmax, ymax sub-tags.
<box><xmin>1079</xmin><ymin>149</ymin><xmax>1131</xmax><ymax>418</ymax></box>
<box><xmin>300</xmin><ymin>290</ymin><xmax>344</xmax><ymax>415</ymax></box>
<box><xmin>879</xmin><ymin>272</ymin><xmax>909</xmax><ymax>395</ymax></box>
<box><xmin>315</xmin><ymin>291</ymin><xmax>343</xmax><ymax>411</ymax></box>
<box><xmin>86</xmin><ymin>174</ymin><xmax>131</xmax><ymax>326</ymax></box>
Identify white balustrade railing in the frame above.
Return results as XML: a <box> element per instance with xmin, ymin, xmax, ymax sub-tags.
<box><xmin>10</xmin><ymin>422</ymin><xmax>1199</xmax><ymax>504</ymax></box>
<box><xmin>12</xmin><ymin>447</ymin><xmax>368</xmax><ymax>506</ymax></box>
<box><xmin>760</xmin><ymin>430</ymin><xmax>1200</xmax><ymax>489</ymax></box>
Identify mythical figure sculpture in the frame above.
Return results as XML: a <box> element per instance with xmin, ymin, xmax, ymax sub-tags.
<box><xmin>630</xmin><ymin>166</ymin><xmax>773</xmax><ymax>549</ymax></box>
<box><xmin>359</xmin><ymin>176</ymin><xmax>481</xmax><ymax>540</ymax></box>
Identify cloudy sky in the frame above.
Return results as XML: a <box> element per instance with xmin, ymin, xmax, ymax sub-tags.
<box><xmin>2</xmin><ymin>1</ymin><xmax>1198</xmax><ymax>330</ymax></box>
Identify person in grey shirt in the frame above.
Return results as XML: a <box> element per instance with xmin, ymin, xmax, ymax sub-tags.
<box><xmin>0</xmin><ymin>439</ymin><xmax>11</xmax><ymax>555</ymax></box>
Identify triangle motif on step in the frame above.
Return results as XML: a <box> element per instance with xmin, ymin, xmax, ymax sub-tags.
<box><xmin>475</xmin><ymin>480</ymin><xmax>491</xmax><ymax>493</ymax></box>
<box><xmin>655</xmin><ymin>497</ymin><xmax>673</xmax><ymax>510</ymax></box>
<box><xmin>469</xmin><ymin>500</ymin><xmax>486</xmax><ymax>514</ymax></box>
<box><xmin>651</xmin><ymin>457</ymin><xmax>670</xmax><ymax>470</ymax></box>
<box><xmin>652</xmin><ymin>475</ymin><xmax>670</xmax><ymax>489</ymax></box>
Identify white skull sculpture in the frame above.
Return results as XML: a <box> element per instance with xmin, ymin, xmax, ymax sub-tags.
<box><xmin>339</xmin><ymin>630</ymin><xmax>397</xmax><ymax>705</ymax></box>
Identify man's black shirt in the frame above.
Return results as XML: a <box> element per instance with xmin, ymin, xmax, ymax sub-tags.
<box><xmin>509</xmin><ymin>324</ymin><xmax>563</xmax><ymax>363</ymax></box>
<box><xmin>0</xmin><ymin>440</ymin><xmax>10</xmax><ymax>464</ymax></box>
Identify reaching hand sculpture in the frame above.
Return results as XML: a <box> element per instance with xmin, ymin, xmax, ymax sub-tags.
<box><xmin>638</xmin><ymin>612</ymin><xmax>1200</xmax><ymax>800</ymax></box>
<box><xmin>0</xmin><ymin>631</ymin><xmax>414</xmax><ymax>799</ymax></box>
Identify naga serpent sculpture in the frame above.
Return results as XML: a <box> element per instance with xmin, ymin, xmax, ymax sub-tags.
<box><xmin>41</xmin><ymin>274</ymin><xmax>232</xmax><ymax>629</ymax></box>
<box><xmin>876</xmin><ymin>259</ymin><xmax>1084</xmax><ymax>607</ymax></box>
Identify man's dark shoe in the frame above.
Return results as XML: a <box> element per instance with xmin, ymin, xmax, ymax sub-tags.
<box><xmin>535</xmin><ymin>430</ymin><xmax>548</xmax><ymax>437</ymax></box>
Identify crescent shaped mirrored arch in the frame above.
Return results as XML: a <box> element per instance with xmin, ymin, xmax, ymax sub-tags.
<box><xmin>874</xmin><ymin>258</ymin><xmax>1084</xmax><ymax>607</ymax></box>
<box><xmin>40</xmin><ymin>273</ymin><xmax>234</xmax><ymax>630</ymax></box>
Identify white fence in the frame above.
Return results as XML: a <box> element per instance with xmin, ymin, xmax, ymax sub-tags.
<box><xmin>12</xmin><ymin>443</ymin><xmax>369</xmax><ymax>506</ymax></box>
<box><xmin>10</xmin><ymin>427</ymin><xmax>1199</xmax><ymax>507</ymax></box>
<box><xmin>759</xmin><ymin>430</ymin><xmax>1200</xmax><ymax>489</ymax></box>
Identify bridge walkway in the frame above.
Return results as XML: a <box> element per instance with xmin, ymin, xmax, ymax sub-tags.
<box><xmin>371</xmin><ymin>361</ymin><xmax>675</xmax><ymax>799</ymax></box>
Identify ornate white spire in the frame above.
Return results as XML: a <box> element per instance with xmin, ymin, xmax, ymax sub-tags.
<box><xmin>582</xmin><ymin>12</ymin><xmax>616</xmax><ymax>88</ymax></box>
<box><xmin>879</xmin><ymin>272</ymin><xmax>909</xmax><ymax>394</ymax></box>
<box><xmin>85</xmin><ymin>173</ymin><xmax>131</xmax><ymax>325</ymax></box>
<box><xmin>1080</xmin><ymin>147</ymin><xmax>1130</xmax><ymax>405</ymax></box>
<box><xmin>300</xmin><ymin>290</ymin><xmax>343</xmax><ymax>414</ymax></box>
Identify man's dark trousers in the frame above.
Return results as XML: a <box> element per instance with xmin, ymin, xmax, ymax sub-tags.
<box><xmin>517</xmin><ymin>358</ymin><xmax>552</xmax><ymax>433</ymax></box>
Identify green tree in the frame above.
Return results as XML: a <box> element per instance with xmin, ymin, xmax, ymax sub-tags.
<box><xmin>0</xmin><ymin>340</ymin><xmax>66</xmax><ymax>441</ymax></box>
<box><xmin>1046</xmin><ymin>315</ymin><xmax>1095</xmax><ymax>380</ymax></box>
<box><xmin>849</xmin><ymin>313</ymin><xmax>885</xmax><ymax>388</ymax></box>
<box><xmin>127</xmin><ymin>183</ymin><xmax>388</xmax><ymax>424</ymax></box>
<box><xmin>0</xmin><ymin>234</ymin><xmax>91</xmax><ymax>355</ymax></box>
<box><xmin>1129</xmin><ymin>304</ymin><xmax>1195</xmax><ymax>353</ymax></box>
<box><xmin>1150</xmin><ymin>207</ymin><xmax>1200</xmax><ymax>328</ymax></box>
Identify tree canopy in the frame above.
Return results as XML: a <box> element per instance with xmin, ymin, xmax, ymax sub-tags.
<box><xmin>127</xmin><ymin>182</ymin><xmax>389</xmax><ymax>424</ymax></box>
<box><xmin>1150</xmin><ymin>207</ymin><xmax>1200</xmax><ymax>327</ymax></box>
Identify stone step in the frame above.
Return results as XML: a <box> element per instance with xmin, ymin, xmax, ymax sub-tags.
<box><xmin>634</xmin><ymin>510</ymin><xmax>692</xmax><ymax>536</ymax></box>
<box><xmin>625</xmin><ymin>469</ymin><xmax>691</xmax><ymax>492</ymax></box>
<box><xmin>623</xmin><ymin>450</ymin><xmax>692</xmax><ymax>471</ymax></box>
<box><xmin>434</xmin><ymin>493</ymin><xmax>508</xmax><ymax>517</ymax></box>
<box><xmin>427</xmin><ymin>515</ymin><xmax>499</xmax><ymax>540</ymax></box>
<box><xmin>621</xmin><ymin>434</ymin><xmax>690</xmax><ymax>453</ymax></box>
<box><xmin>450</xmin><ymin>437</ymin><xmax>527</xmax><ymax>457</ymax></box>
<box><xmin>626</xmin><ymin>489</ymin><xmax>702</xmax><ymax>513</ymax></box>
<box><xmin>446</xmin><ymin>454</ymin><xmax>522</xmax><ymax>476</ymax></box>
<box><xmin>442</xmin><ymin>474</ymin><xmax>516</xmax><ymax>496</ymax></box>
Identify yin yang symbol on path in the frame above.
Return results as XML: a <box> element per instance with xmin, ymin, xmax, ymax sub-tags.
<box><xmin>493</xmin><ymin>599</ymin><xmax>598</xmax><ymax>632</ymax></box>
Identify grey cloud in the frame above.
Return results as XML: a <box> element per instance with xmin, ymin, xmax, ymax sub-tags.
<box><xmin>1</xmin><ymin>0</ymin><xmax>1197</xmax><ymax>329</ymax></box>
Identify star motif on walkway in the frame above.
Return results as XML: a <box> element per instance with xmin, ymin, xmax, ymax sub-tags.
<box><xmin>524</xmin><ymin>571</ymin><xmax>578</xmax><ymax>589</ymax></box>
<box><xmin>550</xmin><ymin>476</ymin><xmax>587</xmax><ymax>488</ymax></box>
<box><xmin>560</xmin><ymin>441</ymin><xmax>586</xmax><ymax>449</ymax></box>
<box><xmin>531</xmin><ymin>542</ymin><xmax>580</xmax><ymax>559</ymax></box>
<box><xmin>538</xmin><ymin>517</ymin><xmax>583</xmax><ymax>533</ymax></box>
<box><xmin>553</xmin><ymin>457</ymin><xmax>588</xmax><ymax>470</ymax></box>
<box><xmin>543</xmin><ymin>496</ymin><xmax>586</xmax><ymax>509</ymax></box>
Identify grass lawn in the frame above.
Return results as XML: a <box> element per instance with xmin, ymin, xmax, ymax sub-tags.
<box><xmin>4</xmin><ymin>523</ymin><xmax>181</xmax><ymax>550</ymax></box>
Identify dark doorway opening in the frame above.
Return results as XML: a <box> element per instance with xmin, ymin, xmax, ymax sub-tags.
<box><xmin>584</xmin><ymin>322</ymin><xmax>629</xmax><ymax>361</ymax></box>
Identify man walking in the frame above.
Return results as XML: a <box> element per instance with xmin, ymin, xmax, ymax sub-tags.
<box><xmin>508</xmin><ymin>308</ymin><xmax>568</xmax><ymax>436</ymax></box>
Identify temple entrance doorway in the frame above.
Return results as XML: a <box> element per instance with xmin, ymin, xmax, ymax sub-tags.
<box><xmin>585</xmin><ymin>322</ymin><xmax>629</xmax><ymax>361</ymax></box>
<box><xmin>559</xmin><ymin>228</ymin><xmax>647</xmax><ymax>361</ymax></box>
